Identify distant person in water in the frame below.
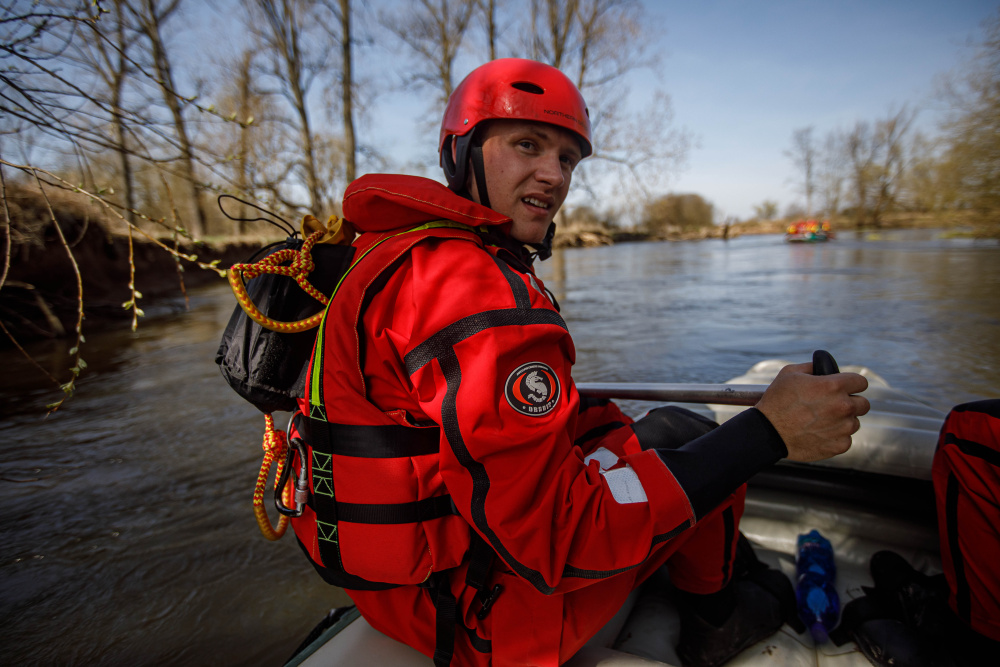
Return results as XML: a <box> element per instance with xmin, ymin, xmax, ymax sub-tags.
<box><xmin>289</xmin><ymin>58</ymin><xmax>870</xmax><ymax>666</ymax></box>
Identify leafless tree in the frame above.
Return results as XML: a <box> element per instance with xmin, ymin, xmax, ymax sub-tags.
<box><xmin>843</xmin><ymin>120</ymin><xmax>875</xmax><ymax>226</ymax></box>
<box><xmin>335</xmin><ymin>0</ymin><xmax>357</xmax><ymax>183</ymax></box>
<box><xmin>752</xmin><ymin>200</ymin><xmax>779</xmax><ymax>221</ymax></box>
<box><xmin>529</xmin><ymin>0</ymin><xmax>577</xmax><ymax>68</ymax></box>
<box><xmin>129</xmin><ymin>0</ymin><xmax>209</xmax><ymax>237</ymax></box>
<box><xmin>478</xmin><ymin>0</ymin><xmax>498</xmax><ymax>61</ymax></box>
<box><xmin>786</xmin><ymin>126</ymin><xmax>817</xmax><ymax>217</ymax></box>
<box><xmin>380</xmin><ymin>0</ymin><xmax>478</xmax><ymax>104</ymax></box>
<box><xmin>249</xmin><ymin>0</ymin><xmax>347</xmax><ymax>216</ymax></box>
<box><xmin>817</xmin><ymin>129</ymin><xmax>845</xmax><ymax>218</ymax></box>
<box><xmin>897</xmin><ymin>131</ymin><xmax>941</xmax><ymax>213</ymax></box>
<box><xmin>65</xmin><ymin>0</ymin><xmax>143</xmax><ymax>222</ymax></box>
<box><xmin>207</xmin><ymin>47</ymin><xmax>285</xmax><ymax>232</ymax></box>
<box><xmin>936</xmin><ymin>10</ymin><xmax>1000</xmax><ymax>227</ymax></box>
<box><xmin>837</xmin><ymin>108</ymin><xmax>915</xmax><ymax>227</ymax></box>
<box><xmin>524</xmin><ymin>0</ymin><xmax>689</xmax><ymax>208</ymax></box>
<box><xmin>869</xmin><ymin>107</ymin><xmax>915</xmax><ymax>226</ymax></box>
<box><xmin>0</xmin><ymin>2</ymin><xmax>235</xmax><ymax>406</ymax></box>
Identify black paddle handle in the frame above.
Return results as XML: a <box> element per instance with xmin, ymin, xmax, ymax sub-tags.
<box><xmin>812</xmin><ymin>350</ymin><xmax>840</xmax><ymax>376</ymax></box>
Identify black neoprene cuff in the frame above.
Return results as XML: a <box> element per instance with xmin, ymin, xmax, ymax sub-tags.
<box><xmin>652</xmin><ymin>408</ymin><xmax>787</xmax><ymax>520</ymax></box>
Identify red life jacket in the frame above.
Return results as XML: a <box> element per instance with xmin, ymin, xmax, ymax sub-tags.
<box><xmin>289</xmin><ymin>176</ymin><xmax>515</xmax><ymax>588</ymax></box>
<box><xmin>290</xmin><ymin>220</ymin><xmax>490</xmax><ymax>588</ymax></box>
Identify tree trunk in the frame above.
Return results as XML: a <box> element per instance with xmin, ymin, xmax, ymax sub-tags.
<box><xmin>141</xmin><ymin>0</ymin><xmax>207</xmax><ymax>238</ymax></box>
<box><xmin>111</xmin><ymin>3</ymin><xmax>136</xmax><ymax>224</ymax></box>
<box><xmin>236</xmin><ymin>51</ymin><xmax>254</xmax><ymax>235</ymax></box>
<box><xmin>340</xmin><ymin>0</ymin><xmax>356</xmax><ymax>184</ymax></box>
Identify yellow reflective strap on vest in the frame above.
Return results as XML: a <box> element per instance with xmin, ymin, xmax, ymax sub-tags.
<box><xmin>308</xmin><ymin>220</ymin><xmax>479</xmax><ymax>413</ymax></box>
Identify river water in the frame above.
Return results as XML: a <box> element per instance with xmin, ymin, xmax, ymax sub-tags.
<box><xmin>1</xmin><ymin>229</ymin><xmax>997</xmax><ymax>666</ymax></box>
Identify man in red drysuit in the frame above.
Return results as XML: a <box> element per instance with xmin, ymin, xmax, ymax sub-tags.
<box><xmin>294</xmin><ymin>58</ymin><xmax>870</xmax><ymax>667</ymax></box>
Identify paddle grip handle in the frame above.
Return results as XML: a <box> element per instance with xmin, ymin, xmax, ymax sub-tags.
<box><xmin>812</xmin><ymin>350</ymin><xmax>840</xmax><ymax>376</ymax></box>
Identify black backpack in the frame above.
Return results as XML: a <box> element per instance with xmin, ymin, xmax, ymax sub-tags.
<box><xmin>214</xmin><ymin>199</ymin><xmax>355</xmax><ymax>414</ymax></box>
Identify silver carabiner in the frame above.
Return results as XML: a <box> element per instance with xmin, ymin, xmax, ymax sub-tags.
<box><xmin>275</xmin><ymin>414</ymin><xmax>310</xmax><ymax>518</ymax></box>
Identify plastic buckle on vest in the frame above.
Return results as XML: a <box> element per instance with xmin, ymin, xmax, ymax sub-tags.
<box><xmin>476</xmin><ymin>584</ymin><xmax>503</xmax><ymax>620</ymax></box>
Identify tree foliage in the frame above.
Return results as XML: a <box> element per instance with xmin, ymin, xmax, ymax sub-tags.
<box><xmin>789</xmin><ymin>108</ymin><xmax>915</xmax><ymax>227</ymax></box>
<box><xmin>937</xmin><ymin>10</ymin><xmax>1000</xmax><ymax>228</ymax></box>
<box><xmin>641</xmin><ymin>193</ymin><xmax>713</xmax><ymax>235</ymax></box>
<box><xmin>785</xmin><ymin>126</ymin><xmax>816</xmax><ymax>217</ymax></box>
<box><xmin>752</xmin><ymin>200</ymin><xmax>778</xmax><ymax>221</ymax></box>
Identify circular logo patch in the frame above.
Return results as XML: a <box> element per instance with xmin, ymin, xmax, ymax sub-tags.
<box><xmin>504</xmin><ymin>362</ymin><xmax>560</xmax><ymax>417</ymax></box>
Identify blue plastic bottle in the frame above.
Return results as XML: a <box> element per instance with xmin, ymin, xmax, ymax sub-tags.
<box><xmin>795</xmin><ymin>529</ymin><xmax>840</xmax><ymax>643</ymax></box>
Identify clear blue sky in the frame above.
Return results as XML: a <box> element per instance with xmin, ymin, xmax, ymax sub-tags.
<box><xmin>633</xmin><ymin>0</ymin><xmax>997</xmax><ymax>220</ymax></box>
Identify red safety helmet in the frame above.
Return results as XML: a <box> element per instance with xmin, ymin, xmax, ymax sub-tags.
<box><xmin>440</xmin><ymin>58</ymin><xmax>592</xmax><ymax>196</ymax></box>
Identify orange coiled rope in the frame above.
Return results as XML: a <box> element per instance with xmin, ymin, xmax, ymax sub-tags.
<box><xmin>227</xmin><ymin>228</ymin><xmax>329</xmax><ymax>333</ymax></box>
<box><xmin>253</xmin><ymin>414</ymin><xmax>294</xmax><ymax>541</ymax></box>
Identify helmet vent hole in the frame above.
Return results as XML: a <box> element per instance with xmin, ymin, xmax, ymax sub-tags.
<box><xmin>511</xmin><ymin>81</ymin><xmax>544</xmax><ymax>95</ymax></box>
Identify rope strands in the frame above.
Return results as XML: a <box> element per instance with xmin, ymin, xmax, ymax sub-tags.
<box><xmin>254</xmin><ymin>414</ymin><xmax>293</xmax><ymax>541</ymax></box>
<box><xmin>227</xmin><ymin>228</ymin><xmax>330</xmax><ymax>333</ymax></box>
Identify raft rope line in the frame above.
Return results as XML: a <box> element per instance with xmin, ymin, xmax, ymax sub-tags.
<box><xmin>254</xmin><ymin>414</ymin><xmax>294</xmax><ymax>540</ymax></box>
<box><xmin>227</xmin><ymin>227</ymin><xmax>330</xmax><ymax>333</ymax></box>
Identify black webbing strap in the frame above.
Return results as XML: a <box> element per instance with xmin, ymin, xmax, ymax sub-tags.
<box><xmin>470</xmin><ymin>144</ymin><xmax>491</xmax><ymax>209</ymax></box>
<box><xmin>304</xmin><ymin>419</ymin><xmax>441</xmax><ymax>458</ymax></box>
<box><xmin>336</xmin><ymin>495</ymin><xmax>458</xmax><ymax>524</ymax></box>
<box><xmin>424</xmin><ymin>534</ymin><xmax>499</xmax><ymax>666</ymax></box>
<box><xmin>465</xmin><ymin>532</ymin><xmax>494</xmax><ymax>592</ymax></box>
<box><xmin>465</xmin><ymin>526</ymin><xmax>503</xmax><ymax>620</ymax></box>
<box><xmin>429</xmin><ymin>570</ymin><xmax>458</xmax><ymax>667</ymax></box>
<box><xmin>465</xmin><ymin>531</ymin><xmax>503</xmax><ymax>619</ymax></box>
<box><xmin>945</xmin><ymin>472</ymin><xmax>971</xmax><ymax>623</ymax></box>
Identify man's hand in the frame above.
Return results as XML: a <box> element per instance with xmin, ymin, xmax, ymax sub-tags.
<box><xmin>755</xmin><ymin>362</ymin><xmax>871</xmax><ymax>462</ymax></box>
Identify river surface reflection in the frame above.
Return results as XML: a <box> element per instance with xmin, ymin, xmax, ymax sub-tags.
<box><xmin>0</xmin><ymin>229</ymin><xmax>997</xmax><ymax>665</ymax></box>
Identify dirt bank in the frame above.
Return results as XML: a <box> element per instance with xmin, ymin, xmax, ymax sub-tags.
<box><xmin>1</xmin><ymin>187</ymin><xmax>258</xmax><ymax>345</ymax></box>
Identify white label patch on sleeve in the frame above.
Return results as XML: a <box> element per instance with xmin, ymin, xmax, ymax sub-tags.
<box><xmin>600</xmin><ymin>466</ymin><xmax>648</xmax><ymax>504</ymax></box>
<box><xmin>584</xmin><ymin>447</ymin><xmax>619</xmax><ymax>470</ymax></box>
<box><xmin>584</xmin><ymin>447</ymin><xmax>648</xmax><ymax>504</ymax></box>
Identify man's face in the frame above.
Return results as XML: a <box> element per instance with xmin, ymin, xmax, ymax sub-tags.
<box><xmin>467</xmin><ymin>120</ymin><xmax>582</xmax><ymax>244</ymax></box>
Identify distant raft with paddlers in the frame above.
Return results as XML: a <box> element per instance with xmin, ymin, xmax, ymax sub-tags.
<box><xmin>786</xmin><ymin>219</ymin><xmax>834</xmax><ymax>243</ymax></box>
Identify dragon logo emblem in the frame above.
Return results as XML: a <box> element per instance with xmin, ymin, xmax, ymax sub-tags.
<box><xmin>505</xmin><ymin>362</ymin><xmax>560</xmax><ymax>416</ymax></box>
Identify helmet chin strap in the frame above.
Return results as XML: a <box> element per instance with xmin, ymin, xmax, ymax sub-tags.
<box><xmin>530</xmin><ymin>223</ymin><xmax>556</xmax><ymax>261</ymax></box>
<box><xmin>469</xmin><ymin>143</ymin><xmax>491</xmax><ymax>210</ymax></box>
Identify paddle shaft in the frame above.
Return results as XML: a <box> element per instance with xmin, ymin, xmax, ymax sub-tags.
<box><xmin>577</xmin><ymin>351</ymin><xmax>840</xmax><ymax>406</ymax></box>
<box><xmin>575</xmin><ymin>383</ymin><xmax>768</xmax><ymax>406</ymax></box>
